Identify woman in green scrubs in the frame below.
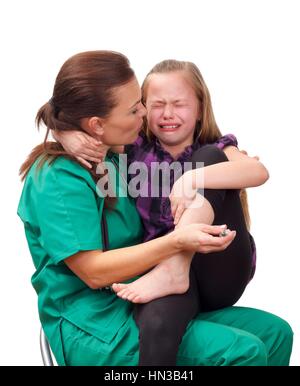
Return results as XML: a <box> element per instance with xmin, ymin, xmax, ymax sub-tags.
<box><xmin>18</xmin><ymin>51</ymin><xmax>293</xmax><ymax>366</ymax></box>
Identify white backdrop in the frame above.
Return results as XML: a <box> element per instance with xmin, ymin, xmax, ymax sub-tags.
<box><xmin>1</xmin><ymin>0</ymin><xmax>299</xmax><ymax>366</ymax></box>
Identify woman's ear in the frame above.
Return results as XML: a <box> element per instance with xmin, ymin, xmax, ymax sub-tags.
<box><xmin>89</xmin><ymin>117</ymin><xmax>104</xmax><ymax>138</ymax></box>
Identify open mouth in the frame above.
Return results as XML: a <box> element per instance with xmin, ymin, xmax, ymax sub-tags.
<box><xmin>159</xmin><ymin>124</ymin><xmax>181</xmax><ymax>131</ymax></box>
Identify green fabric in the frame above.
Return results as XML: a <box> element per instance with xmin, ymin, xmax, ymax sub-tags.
<box><xmin>18</xmin><ymin>155</ymin><xmax>293</xmax><ymax>366</ymax></box>
<box><xmin>60</xmin><ymin>306</ymin><xmax>293</xmax><ymax>366</ymax></box>
<box><xmin>17</xmin><ymin>154</ymin><xmax>143</xmax><ymax>365</ymax></box>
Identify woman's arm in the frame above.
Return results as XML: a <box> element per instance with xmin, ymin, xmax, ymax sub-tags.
<box><xmin>64</xmin><ymin>223</ymin><xmax>235</xmax><ymax>289</ymax></box>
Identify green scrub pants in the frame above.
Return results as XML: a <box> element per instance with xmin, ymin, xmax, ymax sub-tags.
<box><xmin>60</xmin><ymin>306</ymin><xmax>293</xmax><ymax>366</ymax></box>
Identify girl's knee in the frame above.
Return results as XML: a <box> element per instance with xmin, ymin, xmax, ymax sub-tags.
<box><xmin>191</xmin><ymin>145</ymin><xmax>228</xmax><ymax>166</ymax></box>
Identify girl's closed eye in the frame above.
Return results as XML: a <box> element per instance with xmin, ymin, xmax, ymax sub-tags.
<box><xmin>174</xmin><ymin>101</ymin><xmax>187</xmax><ymax>108</ymax></box>
<box><xmin>150</xmin><ymin>102</ymin><xmax>165</xmax><ymax>109</ymax></box>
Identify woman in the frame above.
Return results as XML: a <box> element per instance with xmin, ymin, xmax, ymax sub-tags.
<box><xmin>18</xmin><ymin>51</ymin><xmax>293</xmax><ymax>366</ymax></box>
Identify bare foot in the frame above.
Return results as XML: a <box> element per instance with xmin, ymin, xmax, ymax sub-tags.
<box><xmin>112</xmin><ymin>254</ymin><xmax>192</xmax><ymax>303</ymax></box>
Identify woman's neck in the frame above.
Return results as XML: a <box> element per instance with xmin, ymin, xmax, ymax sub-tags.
<box><xmin>96</xmin><ymin>142</ymin><xmax>110</xmax><ymax>159</ymax></box>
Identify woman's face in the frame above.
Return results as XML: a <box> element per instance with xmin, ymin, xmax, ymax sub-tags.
<box><xmin>101</xmin><ymin>77</ymin><xmax>146</xmax><ymax>145</ymax></box>
<box><xmin>145</xmin><ymin>72</ymin><xmax>200</xmax><ymax>148</ymax></box>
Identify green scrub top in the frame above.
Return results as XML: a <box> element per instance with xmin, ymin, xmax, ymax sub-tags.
<box><xmin>17</xmin><ymin>154</ymin><xmax>144</xmax><ymax>365</ymax></box>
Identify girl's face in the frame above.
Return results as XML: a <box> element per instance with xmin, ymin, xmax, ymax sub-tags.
<box><xmin>145</xmin><ymin>72</ymin><xmax>201</xmax><ymax>149</ymax></box>
<box><xmin>101</xmin><ymin>77</ymin><xmax>146</xmax><ymax>145</ymax></box>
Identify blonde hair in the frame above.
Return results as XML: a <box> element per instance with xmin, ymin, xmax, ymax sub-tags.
<box><xmin>141</xmin><ymin>59</ymin><xmax>251</xmax><ymax>230</ymax></box>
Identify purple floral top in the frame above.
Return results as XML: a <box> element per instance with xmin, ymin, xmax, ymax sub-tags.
<box><xmin>125</xmin><ymin>132</ymin><xmax>256</xmax><ymax>281</ymax></box>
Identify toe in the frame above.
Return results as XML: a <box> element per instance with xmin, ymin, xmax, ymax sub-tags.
<box><xmin>112</xmin><ymin>283</ymin><xmax>127</xmax><ymax>293</ymax></box>
<box><xmin>122</xmin><ymin>290</ymin><xmax>132</xmax><ymax>300</ymax></box>
<box><xmin>131</xmin><ymin>295</ymin><xmax>142</xmax><ymax>303</ymax></box>
<box><xmin>116</xmin><ymin>289</ymin><xmax>127</xmax><ymax>297</ymax></box>
<box><xmin>126</xmin><ymin>292</ymin><xmax>137</xmax><ymax>302</ymax></box>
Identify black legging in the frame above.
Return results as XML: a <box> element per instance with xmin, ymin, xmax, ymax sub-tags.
<box><xmin>134</xmin><ymin>145</ymin><xmax>253</xmax><ymax>366</ymax></box>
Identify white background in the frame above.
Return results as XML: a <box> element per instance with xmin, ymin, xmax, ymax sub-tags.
<box><xmin>1</xmin><ymin>0</ymin><xmax>299</xmax><ymax>366</ymax></box>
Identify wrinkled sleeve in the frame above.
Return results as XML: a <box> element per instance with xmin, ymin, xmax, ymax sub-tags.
<box><xmin>34</xmin><ymin>162</ymin><xmax>103</xmax><ymax>265</ymax></box>
<box><xmin>214</xmin><ymin>134</ymin><xmax>238</xmax><ymax>150</ymax></box>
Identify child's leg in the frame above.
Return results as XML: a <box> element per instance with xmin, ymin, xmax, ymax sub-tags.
<box><xmin>133</xmin><ymin>268</ymin><xmax>200</xmax><ymax>366</ymax></box>
<box><xmin>112</xmin><ymin>146</ymin><xmax>228</xmax><ymax>303</ymax></box>
<box><xmin>191</xmin><ymin>188</ymin><xmax>253</xmax><ymax>310</ymax></box>
<box><xmin>112</xmin><ymin>195</ymin><xmax>214</xmax><ymax>303</ymax></box>
<box><xmin>113</xmin><ymin>145</ymin><xmax>252</xmax><ymax>366</ymax></box>
<box><xmin>190</xmin><ymin>147</ymin><xmax>253</xmax><ymax>310</ymax></box>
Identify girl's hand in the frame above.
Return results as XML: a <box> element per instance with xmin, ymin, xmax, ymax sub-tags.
<box><xmin>174</xmin><ymin>223</ymin><xmax>236</xmax><ymax>254</ymax></box>
<box><xmin>52</xmin><ymin>130</ymin><xmax>106</xmax><ymax>169</ymax></box>
<box><xmin>240</xmin><ymin>149</ymin><xmax>260</xmax><ymax>161</ymax></box>
<box><xmin>169</xmin><ymin>170</ymin><xmax>198</xmax><ymax>225</ymax></box>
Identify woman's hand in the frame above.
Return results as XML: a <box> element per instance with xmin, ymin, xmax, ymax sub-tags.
<box><xmin>174</xmin><ymin>223</ymin><xmax>236</xmax><ymax>254</ymax></box>
<box><xmin>52</xmin><ymin>130</ymin><xmax>106</xmax><ymax>168</ymax></box>
<box><xmin>169</xmin><ymin>170</ymin><xmax>198</xmax><ymax>225</ymax></box>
